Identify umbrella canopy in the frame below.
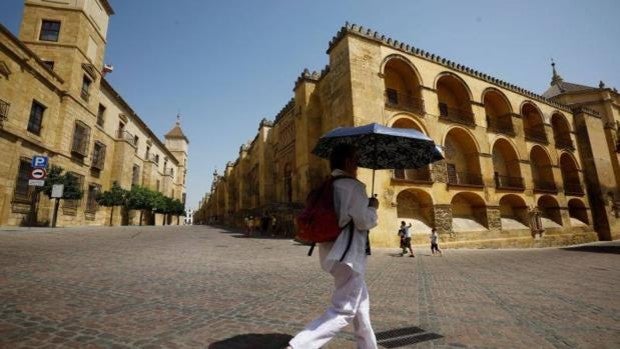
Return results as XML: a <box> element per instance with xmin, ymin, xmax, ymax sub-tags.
<box><xmin>312</xmin><ymin>123</ymin><xmax>444</xmax><ymax>170</ymax></box>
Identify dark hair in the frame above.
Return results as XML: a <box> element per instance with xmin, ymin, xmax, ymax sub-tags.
<box><xmin>329</xmin><ymin>143</ymin><xmax>357</xmax><ymax>171</ymax></box>
<box><xmin>401</xmin><ymin>221</ymin><xmax>406</xmax><ymax>225</ymax></box>
<box><xmin>431</xmin><ymin>228</ymin><xmax>437</xmax><ymax>232</ymax></box>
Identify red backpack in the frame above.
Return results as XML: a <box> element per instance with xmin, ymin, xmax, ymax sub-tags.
<box><xmin>296</xmin><ymin>176</ymin><xmax>354</xmax><ymax>257</ymax></box>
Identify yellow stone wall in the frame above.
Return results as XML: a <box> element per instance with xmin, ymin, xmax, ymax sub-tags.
<box><xmin>201</xmin><ymin>24</ymin><xmax>614</xmax><ymax>248</ymax></box>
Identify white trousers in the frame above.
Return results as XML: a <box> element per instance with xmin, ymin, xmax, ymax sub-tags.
<box><xmin>289</xmin><ymin>263</ymin><xmax>377</xmax><ymax>349</ymax></box>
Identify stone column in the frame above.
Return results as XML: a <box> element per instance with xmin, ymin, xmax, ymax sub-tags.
<box><xmin>486</xmin><ymin>205</ymin><xmax>502</xmax><ymax>232</ymax></box>
<box><xmin>433</xmin><ymin>204</ymin><xmax>452</xmax><ymax>236</ymax></box>
<box><xmin>431</xmin><ymin>160</ymin><xmax>447</xmax><ymax>183</ymax></box>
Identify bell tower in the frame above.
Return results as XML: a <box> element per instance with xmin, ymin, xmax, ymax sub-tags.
<box><xmin>165</xmin><ymin>115</ymin><xmax>190</xmax><ymax>204</ymax></box>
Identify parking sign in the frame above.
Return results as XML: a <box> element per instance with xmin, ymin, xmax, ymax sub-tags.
<box><xmin>31</xmin><ymin>156</ymin><xmax>48</xmax><ymax>169</ymax></box>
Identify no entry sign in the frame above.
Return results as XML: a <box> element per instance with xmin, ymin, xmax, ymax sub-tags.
<box><xmin>30</xmin><ymin>168</ymin><xmax>47</xmax><ymax>180</ymax></box>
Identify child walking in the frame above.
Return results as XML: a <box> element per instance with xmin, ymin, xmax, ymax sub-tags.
<box><xmin>430</xmin><ymin>228</ymin><xmax>442</xmax><ymax>256</ymax></box>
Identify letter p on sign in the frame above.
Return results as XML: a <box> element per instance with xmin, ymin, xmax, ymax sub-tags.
<box><xmin>32</xmin><ymin>156</ymin><xmax>48</xmax><ymax>169</ymax></box>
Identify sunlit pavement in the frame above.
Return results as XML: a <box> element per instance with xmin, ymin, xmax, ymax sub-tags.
<box><xmin>0</xmin><ymin>225</ymin><xmax>618</xmax><ymax>348</ymax></box>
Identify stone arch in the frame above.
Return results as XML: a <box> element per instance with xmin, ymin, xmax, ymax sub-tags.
<box><xmin>482</xmin><ymin>87</ymin><xmax>514</xmax><ymax>113</ymax></box>
<box><xmin>380</xmin><ymin>54</ymin><xmax>424</xmax><ymax>85</ymax></box>
<box><xmin>537</xmin><ymin>195</ymin><xmax>563</xmax><ymax>227</ymax></box>
<box><xmin>492</xmin><ymin>138</ymin><xmax>524</xmax><ymax>189</ymax></box>
<box><xmin>444</xmin><ymin>127</ymin><xmax>482</xmax><ymax>186</ymax></box>
<box><xmin>551</xmin><ymin>112</ymin><xmax>574</xmax><ymax>149</ymax></box>
<box><xmin>560</xmin><ymin>152</ymin><xmax>583</xmax><ymax>195</ymax></box>
<box><xmin>451</xmin><ymin>192</ymin><xmax>488</xmax><ymax>231</ymax></box>
<box><xmin>396</xmin><ymin>189</ymin><xmax>434</xmax><ymax>233</ymax></box>
<box><xmin>383</xmin><ymin>55</ymin><xmax>425</xmax><ymax>115</ymax></box>
<box><xmin>521</xmin><ymin>101</ymin><xmax>548</xmax><ymax>143</ymax></box>
<box><xmin>568</xmin><ymin>198</ymin><xmax>589</xmax><ymax>225</ymax></box>
<box><xmin>435</xmin><ymin>73</ymin><xmax>475</xmax><ymax>124</ymax></box>
<box><xmin>434</xmin><ymin>72</ymin><xmax>474</xmax><ymax>101</ymax></box>
<box><xmin>484</xmin><ymin>88</ymin><xmax>515</xmax><ymax>135</ymax></box>
<box><xmin>388</xmin><ymin>114</ymin><xmax>428</xmax><ymax>135</ymax></box>
<box><xmin>530</xmin><ymin>145</ymin><xmax>556</xmax><ymax>192</ymax></box>
<box><xmin>499</xmin><ymin>194</ymin><xmax>529</xmax><ymax>229</ymax></box>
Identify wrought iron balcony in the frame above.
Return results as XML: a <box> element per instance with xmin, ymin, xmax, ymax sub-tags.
<box><xmin>384</xmin><ymin>89</ymin><xmax>425</xmax><ymax>115</ymax></box>
<box><xmin>448</xmin><ymin>171</ymin><xmax>483</xmax><ymax>187</ymax></box>
<box><xmin>564</xmin><ymin>182</ymin><xmax>584</xmax><ymax>196</ymax></box>
<box><xmin>554</xmin><ymin>131</ymin><xmax>574</xmax><ymax>150</ymax></box>
<box><xmin>393</xmin><ymin>167</ymin><xmax>432</xmax><ymax>182</ymax></box>
<box><xmin>534</xmin><ymin>179</ymin><xmax>557</xmax><ymax>192</ymax></box>
<box><xmin>0</xmin><ymin>99</ymin><xmax>9</xmax><ymax>121</ymax></box>
<box><xmin>116</xmin><ymin>129</ymin><xmax>136</xmax><ymax>146</ymax></box>
<box><xmin>524</xmin><ymin>126</ymin><xmax>548</xmax><ymax>143</ymax></box>
<box><xmin>438</xmin><ymin>103</ymin><xmax>475</xmax><ymax>126</ymax></box>
<box><xmin>486</xmin><ymin>114</ymin><xmax>515</xmax><ymax>136</ymax></box>
<box><xmin>494</xmin><ymin>174</ymin><xmax>524</xmax><ymax>190</ymax></box>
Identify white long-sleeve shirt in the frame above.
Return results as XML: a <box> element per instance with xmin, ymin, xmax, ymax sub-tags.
<box><xmin>318</xmin><ymin>169</ymin><xmax>378</xmax><ymax>275</ymax></box>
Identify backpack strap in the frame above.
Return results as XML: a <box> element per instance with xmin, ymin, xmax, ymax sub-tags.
<box><xmin>339</xmin><ymin>220</ymin><xmax>354</xmax><ymax>262</ymax></box>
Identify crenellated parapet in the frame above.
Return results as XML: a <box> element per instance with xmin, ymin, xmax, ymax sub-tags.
<box><xmin>274</xmin><ymin>98</ymin><xmax>296</xmax><ymax>124</ymax></box>
<box><xmin>327</xmin><ymin>22</ymin><xmax>573</xmax><ymax>113</ymax></box>
<box><xmin>294</xmin><ymin>65</ymin><xmax>330</xmax><ymax>89</ymax></box>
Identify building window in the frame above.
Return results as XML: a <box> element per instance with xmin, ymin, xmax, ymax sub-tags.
<box><xmin>39</xmin><ymin>20</ymin><xmax>61</xmax><ymax>42</ymax></box>
<box><xmin>91</xmin><ymin>141</ymin><xmax>106</xmax><ymax>170</ymax></box>
<box><xmin>13</xmin><ymin>159</ymin><xmax>32</xmax><ymax>203</ymax></box>
<box><xmin>81</xmin><ymin>75</ymin><xmax>91</xmax><ymax>101</ymax></box>
<box><xmin>85</xmin><ymin>184</ymin><xmax>100</xmax><ymax>213</ymax></box>
<box><xmin>133</xmin><ymin>136</ymin><xmax>139</xmax><ymax>152</ymax></box>
<box><xmin>96</xmin><ymin>104</ymin><xmax>106</xmax><ymax>127</ymax></box>
<box><xmin>42</xmin><ymin>60</ymin><xmax>55</xmax><ymax>70</ymax></box>
<box><xmin>155</xmin><ymin>154</ymin><xmax>160</xmax><ymax>164</ymax></box>
<box><xmin>132</xmin><ymin>165</ymin><xmax>140</xmax><ymax>186</ymax></box>
<box><xmin>27</xmin><ymin>100</ymin><xmax>45</xmax><ymax>135</ymax></box>
<box><xmin>71</xmin><ymin>121</ymin><xmax>91</xmax><ymax>157</ymax></box>
<box><xmin>146</xmin><ymin>146</ymin><xmax>150</xmax><ymax>159</ymax></box>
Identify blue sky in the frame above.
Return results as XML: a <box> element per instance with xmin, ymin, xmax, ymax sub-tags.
<box><xmin>1</xmin><ymin>0</ymin><xmax>619</xmax><ymax>209</ymax></box>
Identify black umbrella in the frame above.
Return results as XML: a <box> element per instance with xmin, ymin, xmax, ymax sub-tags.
<box><xmin>312</xmin><ymin>122</ymin><xmax>444</xmax><ymax>194</ymax></box>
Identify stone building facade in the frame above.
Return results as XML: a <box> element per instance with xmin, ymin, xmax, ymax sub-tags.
<box><xmin>0</xmin><ymin>0</ymin><xmax>188</xmax><ymax>227</ymax></box>
<box><xmin>199</xmin><ymin>23</ymin><xmax>618</xmax><ymax>248</ymax></box>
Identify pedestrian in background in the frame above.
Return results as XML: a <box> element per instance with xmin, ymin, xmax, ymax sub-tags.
<box><xmin>399</xmin><ymin>221</ymin><xmax>414</xmax><ymax>257</ymax></box>
<box><xmin>430</xmin><ymin>228</ymin><xmax>442</xmax><ymax>256</ymax></box>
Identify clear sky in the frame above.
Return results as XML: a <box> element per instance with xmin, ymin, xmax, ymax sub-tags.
<box><xmin>1</xmin><ymin>0</ymin><xmax>619</xmax><ymax>210</ymax></box>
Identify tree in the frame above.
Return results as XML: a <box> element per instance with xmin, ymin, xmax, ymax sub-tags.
<box><xmin>41</xmin><ymin>166</ymin><xmax>83</xmax><ymax>227</ymax></box>
<box><xmin>171</xmin><ymin>199</ymin><xmax>186</xmax><ymax>225</ymax></box>
<box><xmin>126</xmin><ymin>186</ymin><xmax>154</xmax><ymax>226</ymax></box>
<box><xmin>96</xmin><ymin>182</ymin><xmax>127</xmax><ymax>226</ymax></box>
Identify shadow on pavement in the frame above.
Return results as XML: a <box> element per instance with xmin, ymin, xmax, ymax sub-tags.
<box><xmin>561</xmin><ymin>245</ymin><xmax>620</xmax><ymax>254</ymax></box>
<box><xmin>208</xmin><ymin>333</ymin><xmax>292</xmax><ymax>349</ymax></box>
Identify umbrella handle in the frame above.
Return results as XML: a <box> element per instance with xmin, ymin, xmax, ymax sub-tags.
<box><xmin>371</xmin><ymin>169</ymin><xmax>375</xmax><ymax>196</ymax></box>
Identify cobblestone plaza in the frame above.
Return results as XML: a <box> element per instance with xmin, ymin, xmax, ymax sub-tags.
<box><xmin>0</xmin><ymin>225</ymin><xmax>618</xmax><ymax>348</ymax></box>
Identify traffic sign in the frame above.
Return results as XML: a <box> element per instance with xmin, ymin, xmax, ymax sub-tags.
<box><xmin>30</xmin><ymin>168</ymin><xmax>47</xmax><ymax>180</ymax></box>
<box><xmin>31</xmin><ymin>156</ymin><xmax>48</xmax><ymax>169</ymax></box>
<box><xmin>28</xmin><ymin>179</ymin><xmax>45</xmax><ymax>187</ymax></box>
<box><xmin>51</xmin><ymin>184</ymin><xmax>64</xmax><ymax>198</ymax></box>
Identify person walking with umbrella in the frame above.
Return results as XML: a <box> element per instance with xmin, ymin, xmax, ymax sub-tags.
<box><xmin>287</xmin><ymin>143</ymin><xmax>380</xmax><ymax>349</ymax></box>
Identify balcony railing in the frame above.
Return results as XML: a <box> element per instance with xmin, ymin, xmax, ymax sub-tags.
<box><xmin>524</xmin><ymin>126</ymin><xmax>548</xmax><ymax>143</ymax></box>
<box><xmin>384</xmin><ymin>89</ymin><xmax>425</xmax><ymax>115</ymax></box>
<box><xmin>486</xmin><ymin>114</ymin><xmax>515</xmax><ymax>136</ymax></box>
<box><xmin>438</xmin><ymin>103</ymin><xmax>475</xmax><ymax>126</ymax></box>
<box><xmin>534</xmin><ymin>179</ymin><xmax>557</xmax><ymax>192</ymax></box>
<box><xmin>116</xmin><ymin>129</ymin><xmax>136</xmax><ymax>146</ymax></box>
<box><xmin>564</xmin><ymin>182</ymin><xmax>584</xmax><ymax>196</ymax></box>
<box><xmin>494</xmin><ymin>174</ymin><xmax>524</xmax><ymax>190</ymax></box>
<box><xmin>0</xmin><ymin>99</ymin><xmax>9</xmax><ymax>121</ymax></box>
<box><xmin>393</xmin><ymin>167</ymin><xmax>432</xmax><ymax>182</ymax></box>
<box><xmin>448</xmin><ymin>171</ymin><xmax>483</xmax><ymax>187</ymax></box>
<box><xmin>554</xmin><ymin>131</ymin><xmax>574</xmax><ymax>150</ymax></box>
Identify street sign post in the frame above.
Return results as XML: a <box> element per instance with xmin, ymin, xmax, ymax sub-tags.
<box><xmin>51</xmin><ymin>184</ymin><xmax>64</xmax><ymax>228</ymax></box>
<box><xmin>28</xmin><ymin>179</ymin><xmax>45</xmax><ymax>187</ymax></box>
<box><xmin>28</xmin><ymin>167</ymin><xmax>47</xmax><ymax>187</ymax></box>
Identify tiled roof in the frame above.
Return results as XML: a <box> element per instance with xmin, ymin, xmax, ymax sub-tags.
<box><xmin>542</xmin><ymin>81</ymin><xmax>596</xmax><ymax>98</ymax></box>
<box><xmin>165</xmin><ymin>123</ymin><xmax>189</xmax><ymax>142</ymax></box>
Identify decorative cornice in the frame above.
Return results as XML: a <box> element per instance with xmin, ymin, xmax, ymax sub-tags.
<box><xmin>571</xmin><ymin>106</ymin><xmax>600</xmax><ymax>118</ymax></box>
<box><xmin>327</xmin><ymin>22</ymin><xmax>573</xmax><ymax>113</ymax></box>
<box><xmin>274</xmin><ymin>98</ymin><xmax>295</xmax><ymax>124</ymax></box>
